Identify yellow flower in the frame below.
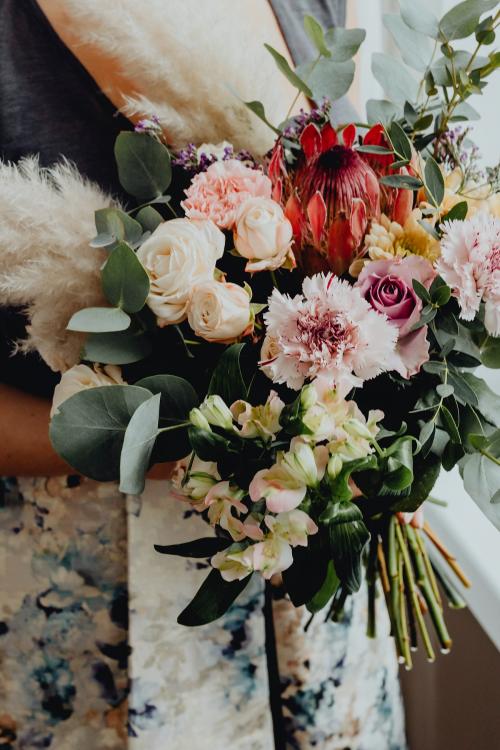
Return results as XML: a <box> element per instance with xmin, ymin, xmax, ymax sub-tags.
<box><xmin>350</xmin><ymin>209</ymin><xmax>440</xmax><ymax>276</ymax></box>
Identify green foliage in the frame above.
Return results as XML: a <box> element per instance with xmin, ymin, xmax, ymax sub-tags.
<box><xmin>479</xmin><ymin>335</ymin><xmax>500</xmax><ymax>368</ymax></box>
<box><xmin>49</xmin><ymin>385</ymin><xmax>151</xmax><ymax>481</ymax></box>
<box><xmin>460</xmin><ymin>429</ymin><xmax>500</xmax><ymax>528</ymax></box>
<box><xmin>439</xmin><ymin>1</ymin><xmax>499</xmax><ymax>41</ymax></box>
<box><xmin>208</xmin><ymin>344</ymin><xmax>248</xmax><ymax>405</ymax></box>
<box><xmin>114</xmin><ymin>131</ymin><xmax>172</xmax><ymax>201</ymax></box>
<box><xmin>297</xmin><ymin>58</ymin><xmax>355</xmax><ymax>102</ymax></box>
<box><xmin>424</xmin><ymin>156</ymin><xmax>445</xmax><ymax>207</ymax></box>
<box><xmin>101</xmin><ymin>242</ymin><xmax>150</xmax><ymax>314</ymax></box>
<box><xmin>371</xmin><ymin>52</ymin><xmax>418</xmax><ymax>103</ymax></box>
<box><xmin>304</xmin><ymin>14</ymin><xmax>331</xmax><ymax>57</ymax></box>
<box><xmin>67</xmin><ymin>306</ymin><xmax>131</xmax><ymax>333</ymax></box>
<box><xmin>243</xmin><ymin>100</ymin><xmax>281</xmax><ymax>134</ymax></box>
<box><xmin>92</xmin><ymin>207</ymin><xmax>143</xmax><ymax>250</ymax></box>
<box><xmin>83</xmin><ymin>329</ymin><xmax>152</xmax><ymax>365</ymax></box>
<box><xmin>327</xmin><ymin>502</ymin><xmax>370</xmax><ymax>593</ymax></box>
<box><xmin>136</xmin><ymin>206</ymin><xmax>163</xmax><ymax>232</ymax></box>
<box><xmin>324</xmin><ymin>27</ymin><xmax>366</xmax><ymax>61</ymax></box>
<box><xmin>389</xmin><ymin>452</ymin><xmax>441</xmax><ymax>512</ymax></box>
<box><xmin>120</xmin><ymin>393</ymin><xmax>161</xmax><ymax>494</ymax></box>
<box><xmin>366</xmin><ymin>99</ymin><xmax>399</xmax><ymax>125</ymax></box>
<box><xmin>400</xmin><ymin>0</ymin><xmax>440</xmax><ymax>38</ymax></box>
<box><xmin>383</xmin><ymin>14</ymin><xmax>432</xmax><ymax>71</ymax></box>
<box><xmin>264</xmin><ymin>44</ymin><xmax>313</xmax><ymax>97</ymax></box>
<box><xmin>177</xmin><ymin>569</ymin><xmax>251</xmax><ymax>626</ymax></box>
<box><xmin>306</xmin><ymin>560</ymin><xmax>339</xmax><ymax>613</ymax></box>
<box><xmin>154</xmin><ymin>538</ymin><xmax>232</xmax><ymax>558</ymax></box>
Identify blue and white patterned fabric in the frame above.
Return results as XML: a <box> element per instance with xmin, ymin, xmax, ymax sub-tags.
<box><xmin>0</xmin><ymin>477</ymin><xmax>406</xmax><ymax>749</ymax></box>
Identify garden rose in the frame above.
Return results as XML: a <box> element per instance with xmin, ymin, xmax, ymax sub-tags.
<box><xmin>355</xmin><ymin>255</ymin><xmax>435</xmax><ymax>378</ymax></box>
<box><xmin>50</xmin><ymin>364</ymin><xmax>124</xmax><ymax>417</ymax></box>
<box><xmin>233</xmin><ymin>197</ymin><xmax>294</xmax><ymax>272</ymax></box>
<box><xmin>187</xmin><ymin>280</ymin><xmax>252</xmax><ymax>343</ymax></box>
<box><xmin>182</xmin><ymin>159</ymin><xmax>272</xmax><ymax>229</ymax></box>
<box><xmin>137</xmin><ymin>218</ymin><xmax>224</xmax><ymax>326</ymax></box>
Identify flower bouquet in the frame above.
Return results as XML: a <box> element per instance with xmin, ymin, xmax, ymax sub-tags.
<box><xmin>48</xmin><ymin>1</ymin><xmax>500</xmax><ymax>669</ymax></box>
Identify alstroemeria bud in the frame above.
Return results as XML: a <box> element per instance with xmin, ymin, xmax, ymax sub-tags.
<box><xmin>282</xmin><ymin>442</ymin><xmax>319</xmax><ymax>486</ymax></box>
<box><xmin>199</xmin><ymin>395</ymin><xmax>234</xmax><ymax>430</ymax></box>
<box><xmin>189</xmin><ymin>408</ymin><xmax>211</xmax><ymax>431</ymax></box>
<box><xmin>344</xmin><ymin>418</ymin><xmax>375</xmax><ymax>442</ymax></box>
<box><xmin>300</xmin><ymin>383</ymin><xmax>317</xmax><ymax>411</ymax></box>
<box><xmin>327</xmin><ymin>454</ymin><xmax>343</xmax><ymax>480</ymax></box>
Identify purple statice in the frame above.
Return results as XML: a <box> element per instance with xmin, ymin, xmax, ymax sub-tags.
<box><xmin>172</xmin><ymin>143</ymin><xmax>258</xmax><ymax>174</ymax></box>
<box><xmin>282</xmin><ymin>98</ymin><xmax>332</xmax><ymax>142</ymax></box>
<box><xmin>436</xmin><ymin>126</ymin><xmax>484</xmax><ymax>185</ymax></box>
<box><xmin>134</xmin><ymin>114</ymin><xmax>163</xmax><ymax>138</ymax></box>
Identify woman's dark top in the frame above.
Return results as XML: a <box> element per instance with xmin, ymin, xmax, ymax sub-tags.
<box><xmin>0</xmin><ymin>0</ymin><xmax>350</xmax><ymax>399</ymax></box>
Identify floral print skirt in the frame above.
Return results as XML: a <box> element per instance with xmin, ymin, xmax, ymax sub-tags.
<box><xmin>0</xmin><ymin>477</ymin><xmax>406</xmax><ymax>749</ymax></box>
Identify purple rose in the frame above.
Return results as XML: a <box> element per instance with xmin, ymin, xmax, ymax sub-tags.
<box><xmin>355</xmin><ymin>256</ymin><xmax>436</xmax><ymax>378</ymax></box>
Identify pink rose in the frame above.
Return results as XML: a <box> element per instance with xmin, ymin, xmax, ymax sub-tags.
<box><xmin>182</xmin><ymin>159</ymin><xmax>272</xmax><ymax>229</ymax></box>
<box><xmin>355</xmin><ymin>255</ymin><xmax>435</xmax><ymax>378</ymax></box>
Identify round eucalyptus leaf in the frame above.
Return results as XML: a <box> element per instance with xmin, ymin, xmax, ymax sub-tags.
<box><xmin>67</xmin><ymin>306</ymin><xmax>131</xmax><ymax>333</ymax></box>
<box><xmin>114</xmin><ymin>131</ymin><xmax>172</xmax><ymax>201</ymax></box>
<box><xmin>50</xmin><ymin>385</ymin><xmax>152</xmax><ymax>481</ymax></box>
<box><xmin>101</xmin><ymin>241</ymin><xmax>150</xmax><ymax>313</ymax></box>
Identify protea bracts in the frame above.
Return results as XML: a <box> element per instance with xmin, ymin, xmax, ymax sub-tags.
<box><xmin>360</xmin><ymin>123</ymin><xmax>414</xmax><ymax>227</ymax></box>
<box><xmin>269</xmin><ymin>122</ymin><xmax>380</xmax><ymax>275</ymax></box>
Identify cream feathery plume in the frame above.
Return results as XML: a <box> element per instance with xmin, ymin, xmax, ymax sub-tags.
<box><xmin>0</xmin><ymin>157</ymin><xmax>116</xmax><ymax>372</ymax></box>
<box><xmin>57</xmin><ymin>0</ymin><xmax>296</xmax><ymax>153</ymax></box>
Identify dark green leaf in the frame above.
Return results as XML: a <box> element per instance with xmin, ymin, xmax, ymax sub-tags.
<box><xmin>383</xmin><ymin>436</ymin><xmax>416</xmax><ymax>492</ymax></box>
<box><xmin>114</xmin><ymin>131</ymin><xmax>172</xmax><ymax>201</ymax></box>
<box><xmin>356</xmin><ymin>144</ymin><xmax>393</xmax><ymax>154</ymax></box>
<box><xmin>50</xmin><ymin>385</ymin><xmax>151</xmax><ymax>481</ymax></box>
<box><xmin>419</xmin><ymin>421</ymin><xmax>436</xmax><ymax>455</ymax></box>
<box><xmin>424</xmin><ymin>155</ymin><xmax>445</xmax><ymax>207</ymax></box>
<box><xmin>390</xmin><ymin>452</ymin><xmax>441</xmax><ymax>512</ymax></box>
<box><xmin>102</xmin><ymin>241</ymin><xmax>150</xmax><ymax>313</ymax></box>
<box><xmin>188</xmin><ymin>426</ymin><xmax>230</xmax><ymax>462</ymax></box>
<box><xmin>94</xmin><ymin>207</ymin><xmax>143</xmax><ymax>248</ymax></box>
<box><xmin>380</xmin><ymin>174</ymin><xmax>423</xmax><ymax>190</ymax></box>
<box><xmin>264</xmin><ymin>44</ymin><xmax>313</xmax><ymax>97</ymax></box>
<box><xmin>155</xmin><ymin>537</ymin><xmax>232</xmax><ymax>558</ymax></box>
<box><xmin>208</xmin><ymin>344</ymin><xmax>247</xmax><ymax>405</ymax></box>
<box><xmin>177</xmin><ymin>569</ymin><xmax>251</xmax><ymax>626</ymax></box>
<box><xmin>480</xmin><ymin>335</ymin><xmax>500</xmax><ymax>368</ymax></box>
<box><xmin>83</xmin><ymin>329</ymin><xmax>152</xmax><ymax>365</ymax></box>
<box><xmin>461</xmin><ymin>373</ymin><xmax>500</xmax><ymax>427</ymax></box>
<box><xmin>412</xmin><ymin>279</ymin><xmax>431</xmax><ymax>303</ymax></box>
<box><xmin>304</xmin><ymin>14</ymin><xmax>331</xmax><ymax>57</ymax></box>
<box><xmin>306</xmin><ymin>560</ymin><xmax>339</xmax><ymax>613</ymax></box>
<box><xmin>67</xmin><ymin>306</ymin><xmax>131</xmax><ymax>333</ymax></box>
<box><xmin>119</xmin><ymin>393</ymin><xmax>161</xmax><ymax>494</ymax></box>
<box><xmin>283</xmin><ymin>533</ymin><xmax>330</xmax><ymax>606</ymax></box>
<box><xmin>387</xmin><ymin>121</ymin><xmax>413</xmax><ymax>161</ymax></box>
<box><xmin>243</xmin><ymin>100</ymin><xmax>280</xmax><ymax>135</ymax></box>
<box><xmin>442</xmin><ymin>201</ymin><xmax>468</xmax><ymax>222</ymax></box>
<box><xmin>447</xmin><ymin>366</ymin><xmax>479</xmax><ymax>406</ymax></box>
<box><xmin>413</xmin><ymin>113</ymin><xmax>434</xmax><ymax>131</ymax></box>
<box><xmin>432</xmin><ymin>285</ymin><xmax>452</xmax><ymax>307</ymax></box>
<box><xmin>327</xmin><ymin>502</ymin><xmax>370</xmax><ymax>593</ymax></box>
<box><xmin>441</xmin><ymin>404</ymin><xmax>461</xmax><ymax>444</ymax></box>
<box><xmin>322</xmin><ymin>456</ymin><xmax>378</xmax><ymax>510</ymax></box>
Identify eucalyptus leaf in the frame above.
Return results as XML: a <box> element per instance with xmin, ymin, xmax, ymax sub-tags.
<box><xmin>264</xmin><ymin>44</ymin><xmax>313</xmax><ymax>97</ymax></box>
<box><xmin>383</xmin><ymin>14</ymin><xmax>432</xmax><ymax>71</ymax></box>
<box><xmin>400</xmin><ymin>0</ymin><xmax>440</xmax><ymax>39</ymax></box>
<box><xmin>442</xmin><ymin>201</ymin><xmax>468</xmax><ymax>222</ymax></box>
<box><xmin>177</xmin><ymin>569</ymin><xmax>251</xmax><ymax>626</ymax></box>
<box><xmin>50</xmin><ymin>385</ymin><xmax>151</xmax><ymax>481</ymax></box>
<box><xmin>83</xmin><ymin>329</ymin><xmax>152</xmax><ymax>365</ymax></box>
<box><xmin>380</xmin><ymin>174</ymin><xmax>423</xmax><ymax>190</ymax></box>
<box><xmin>298</xmin><ymin>58</ymin><xmax>355</xmax><ymax>102</ymax></box>
<box><xmin>461</xmin><ymin>373</ymin><xmax>500</xmax><ymax>427</ymax></box>
<box><xmin>67</xmin><ymin>306</ymin><xmax>131</xmax><ymax>333</ymax></box>
<box><xmin>366</xmin><ymin>99</ymin><xmax>399</xmax><ymax>125</ymax></box>
<box><xmin>480</xmin><ymin>335</ymin><xmax>500</xmax><ymax>368</ymax></box>
<box><xmin>120</xmin><ymin>393</ymin><xmax>161</xmax><ymax>494</ymax></box>
<box><xmin>136</xmin><ymin>206</ymin><xmax>163</xmax><ymax>232</ymax></box>
<box><xmin>424</xmin><ymin>155</ymin><xmax>445</xmax><ymax>207</ymax></box>
<box><xmin>439</xmin><ymin>0</ymin><xmax>499</xmax><ymax>41</ymax></box>
<box><xmin>304</xmin><ymin>14</ymin><xmax>331</xmax><ymax>57</ymax></box>
<box><xmin>461</xmin><ymin>450</ymin><xmax>500</xmax><ymax>530</ymax></box>
<box><xmin>441</xmin><ymin>404</ymin><xmax>461</xmax><ymax>444</ymax></box>
<box><xmin>101</xmin><ymin>242</ymin><xmax>150</xmax><ymax>314</ymax></box>
<box><xmin>387</xmin><ymin>121</ymin><xmax>413</xmax><ymax>161</ymax></box>
<box><xmin>94</xmin><ymin>207</ymin><xmax>142</xmax><ymax>248</ymax></box>
<box><xmin>243</xmin><ymin>100</ymin><xmax>280</xmax><ymax>134</ymax></box>
<box><xmin>114</xmin><ymin>131</ymin><xmax>172</xmax><ymax>201</ymax></box>
<box><xmin>324</xmin><ymin>27</ymin><xmax>366</xmax><ymax>61</ymax></box>
<box><xmin>371</xmin><ymin>53</ymin><xmax>418</xmax><ymax>103</ymax></box>
<box><xmin>451</xmin><ymin>101</ymin><xmax>481</xmax><ymax>121</ymax></box>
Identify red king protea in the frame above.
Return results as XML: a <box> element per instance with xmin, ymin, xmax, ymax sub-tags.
<box><xmin>269</xmin><ymin>122</ymin><xmax>380</xmax><ymax>276</ymax></box>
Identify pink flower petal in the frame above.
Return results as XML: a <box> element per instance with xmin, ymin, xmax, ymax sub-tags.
<box><xmin>307</xmin><ymin>191</ymin><xmax>327</xmax><ymax>247</ymax></box>
<box><xmin>300</xmin><ymin>123</ymin><xmax>322</xmax><ymax>161</ymax></box>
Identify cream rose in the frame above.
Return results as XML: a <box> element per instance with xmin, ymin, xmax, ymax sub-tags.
<box><xmin>187</xmin><ymin>280</ymin><xmax>251</xmax><ymax>343</ymax></box>
<box><xmin>136</xmin><ymin>218</ymin><xmax>225</xmax><ymax>326</ymax></box>
<box><xmin>234</xmin><ymin>197</ymin><xmax>294</xmax><ymax>272</ymax></box>
<box><xmin>50</xmin><ymin>364</ymin><xmax>124</xmax><ymax>417</ymax></box>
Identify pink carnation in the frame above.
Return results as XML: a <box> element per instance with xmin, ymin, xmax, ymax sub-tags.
<box><xmin>437</xmin><ymin>212</ymin><xmax>500</xmax><ymax>336</ymax></box>
<box><xmin>355</xmin><ymin>255</ymin><xmax>435</xmax><ymax>378</ymax></box>
<box><xmin>261</xmin><ymin>273</ymin><xmax>398</xmax><ymax>392</ymax></box>
<box><xmin>182</xmin><ymin>159</ymin><xmax>272</xmax><ymax>229</ymax></box>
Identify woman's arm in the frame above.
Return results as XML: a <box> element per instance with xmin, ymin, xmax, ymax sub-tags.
<box><xmin>0</xmin><ymin>383</ymin><xmax>70</xmax><ymax>475</ymax></box>
<box><xmin>0</xmin><ymin>383</ymin><xmax>175</xmax><ymax>479</ymax></box>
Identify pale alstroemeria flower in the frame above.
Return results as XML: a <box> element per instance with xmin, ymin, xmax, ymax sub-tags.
<box><xmin>249</xmin><ymin>441</ymin><xmax>327</xmax><ymax>513</ymax></box>
<box><xmin>230</xmin><ymin>390</ymin><xmax>285</xmax><ymax>440</ymax></box>
<box><xmin>211</xmin><ymin>547</ymin><xmax>255</xmax><ymax>582</ymax></box>
<box><xmin>204</xmin><ymin>481</ymin><xmax>247</xmax><ymax>540</ymax></box>
<box><xmin>328</xmin><ymin>406</ymin><xmax>383</xmax><ymax>461</ymax></box>
<box><xmin>264</xmin><ymin>509</ymin><xmax>318</xmax><ymax>547</ymax></box>
<box><xmin>173</xmin><ymin>457</ymin><xmax>220</xmax><ymax>503</ymax></box>
<box><xmin>252</xmin><ymin>536</ymin><xmax>293</xmax><ymax>579</ymax></box>
<box><xmin>199</xmin><ymin>394</ymin><xmax>235</xmax><ymax>430</ymax></box>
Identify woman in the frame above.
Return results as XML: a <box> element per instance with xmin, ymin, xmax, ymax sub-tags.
<box><xmin>0</xmin><ymin>1</ymin><xmax>406</xmax><ymax>748</ymax></box>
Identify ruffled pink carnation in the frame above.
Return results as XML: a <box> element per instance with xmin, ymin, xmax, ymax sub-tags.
<box><xmin>437</xmin><ymin>212</ymin><xmax>500</xmax><ymax>336</ymax></box>
<box><xmin>261</xmin><ymin>273</ymin><xmax>398</xmax><ymax>392</ymax></box>
<box><xmin>355</xmin><ymin>255</ymin><xmax>435</xmax><ymax>378</ymax></box>
<box><xmin>182</xmin><ymin>159</ymin><xmax>272</xmax><ymax>229</ymax></box>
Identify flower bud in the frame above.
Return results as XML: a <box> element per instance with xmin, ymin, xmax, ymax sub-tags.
<box><xmin>282</xmin><ymin>442</ymin><xmax>318</xmax><ymax>486</ymax></box>
<box><xmin>199</xmin><ymin>395</ymin><xmax>234</xmax><ymax>430</ymax></box>
<box><xmin>343</xmin><ymin>418</ymin><xmax>375</xmax><ymax>441</ymax></box>
<box><xmin>189</xmin><ymin>407</ymin><xmax>211</xmax><ymax>431</ymax></box>
<box><xmin>327</xmin><ymin>454</ymin><xmax>343</xmax><ymax>480</ymax></box>
<box><xmin>300</xmin><ymin>383</ymin><xmax>317</xmax><ymax>411</ymax></box>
